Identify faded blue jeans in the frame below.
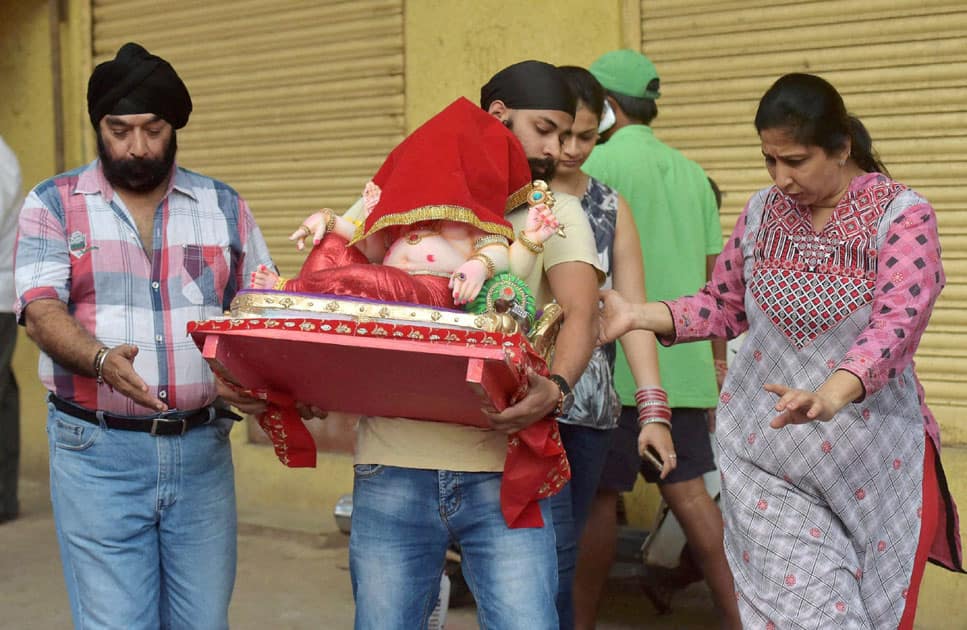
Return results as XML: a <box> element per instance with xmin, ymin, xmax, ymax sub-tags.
<box><xmin>550</xmin><ymin>422</ymin><xmax>615</xmax><ymax>630</ymax></box>
<box><xmin>350</xmin><ymin>465</ymin><xmax>558</xmax><ymax>629</ymax></box>
<box><xmin>47</xmin><ymin>400</ymin><xmax>238</xmax><ymax>630</ymax></box>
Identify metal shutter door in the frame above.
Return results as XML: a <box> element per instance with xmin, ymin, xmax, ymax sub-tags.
<box><xmin>92</xmin><ymin>0</ymin><xmax>405</xmax><ymax>275</ymax></box>
<box><xmin>639</xmin><ymin>0</ymin><xmax>967</xmax><ymax>438</ymax></box>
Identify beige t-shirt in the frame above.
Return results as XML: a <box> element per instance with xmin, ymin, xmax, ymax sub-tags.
<box><xmin>346</xmin><ymin>192</ymin><xmax>602</xmax><ymax>470</ymax></box>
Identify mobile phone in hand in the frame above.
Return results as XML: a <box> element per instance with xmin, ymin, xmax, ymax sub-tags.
<box><xmin>642</xmin><ymin>446</ymin><xmax>663</xmax><ymax>472</ymax></box>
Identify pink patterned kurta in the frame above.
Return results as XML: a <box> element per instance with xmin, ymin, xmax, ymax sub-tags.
<box><xmin>663</xmin><ymin>173</ymin><xmax>963</xmax><ymax>628</ymax></box>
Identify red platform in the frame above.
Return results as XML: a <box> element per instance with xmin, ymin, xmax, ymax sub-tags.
<box><xmin>188</xmin><ymin>315</ymin><xmax>530</xmax><ymax>427</ymax></box>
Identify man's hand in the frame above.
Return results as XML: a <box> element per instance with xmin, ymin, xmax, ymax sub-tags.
<box><xmin>215</xmin><ymin>378</ymin><xmax>268</xmax><ymax>416</ymax></box>
<box><xmin>99</xmin><ymin>344</ymin><xmax>167</xmax><ymax>412</ymax></box>
<box><xmin>483</xmin><ymin>371</ymin><xmax>559</xmax><ymax>434</ymax></box>
<box><xmin>598</xmin><ymin>289</ymin><xmax>636</xmax><ymax>345</ymax></box>
<box><xmin>295</xmin><ymin>402</ymin><xmax>328</xmax><ymax>420</ymax></box>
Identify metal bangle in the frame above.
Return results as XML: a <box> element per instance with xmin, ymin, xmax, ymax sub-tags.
<box><xmin>516</xmin><ymin>230</ymin><xmax>544</xmax><ymax>254</ymax></box>
<box><xmin>473</xmin><ymin>234</ymin><xmax>510</xmax><ymax>250</ymax></box>
<box><xmin>323</xmin><ymin>210</ymin><xmax>337</xmax><ymax>235</ymax></box>
<box><xmin>638</xmin><ymin>417</ymin><xmax>672</xmax><ymax>429</ymax></box>
<box><xmin>470</xmin><ymin>253</ymin><xmax>496</xmax><ymax>279</ymax></box>
<box><xmin>94</xmin><ymin>346</ymin><xmax>110</xmax><ymax>384</ymax></box>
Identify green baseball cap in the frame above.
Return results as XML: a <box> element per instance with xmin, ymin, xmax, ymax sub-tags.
<box><xmin>589</xmin><ymin>49</ymin><xmax>661</xmax><ymax>100</ymax></box>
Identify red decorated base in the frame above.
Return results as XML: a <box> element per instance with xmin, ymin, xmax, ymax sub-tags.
<box><xmin>188</xmin><ymin>317</ymin><xmax>530</xmax><ymax>427</ymax></box>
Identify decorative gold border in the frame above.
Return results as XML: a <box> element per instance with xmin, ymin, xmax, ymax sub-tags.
<box><xmin>230</xmin><ymin>291</ymin><xmax>509</xmax><ymax>332</ymax></box>
<box><xmin>349</xmin><ymin>204</ymin><xmax>514</xmax><ymax>245</ymax></box>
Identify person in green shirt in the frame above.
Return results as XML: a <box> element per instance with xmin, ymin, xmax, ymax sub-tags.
<box><xmin>575</xmin><ymin>49</ymin><xmax>741</xmax><ymax>629</ymax></box>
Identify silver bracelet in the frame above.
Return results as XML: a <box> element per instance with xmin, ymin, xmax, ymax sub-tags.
<box><xmin>94</xmin><ymin>346</ymin><xmax>110</xmax><ymax>385</ymax></box>
<box><xmin>638</xmin><ymin>417</ymin><xmax>672</xmax><ymax>429</ymax></box>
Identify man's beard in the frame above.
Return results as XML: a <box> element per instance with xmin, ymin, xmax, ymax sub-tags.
<box><xmin>528</xmin><ymin>157</ymin><xmax>556</xmax><ymax>181</ymax></box>
<box><xmin>98</xmin><ymin>131</ymin><xmax>177</xmax><ymax>193</ymax></box>
<box><xmin>502</xmin><ymin>118</ymin><xmax>557</xmax><ymax>181</ymax></box>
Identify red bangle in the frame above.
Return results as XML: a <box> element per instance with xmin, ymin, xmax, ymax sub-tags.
<box><xmin>635</xmin><ymin>387</ymin><xmax>671</xmax><ymax>424</ymax></box>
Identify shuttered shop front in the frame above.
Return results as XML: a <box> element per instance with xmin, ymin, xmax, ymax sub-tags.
<box><xmin>639</xmin><ymin>0</ymin><xmax>967</xmax><ymax>438</ymax></box>
<box><xmin>92</xmin><ymin>0</ymin><xmax>405</xmax><ymax>275</ymax></box>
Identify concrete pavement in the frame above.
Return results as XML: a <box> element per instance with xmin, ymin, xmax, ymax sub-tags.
<box><xmin>0</xmin><ymin>478</ymin><xmax>719</xmax><ymax>629</ymax></box>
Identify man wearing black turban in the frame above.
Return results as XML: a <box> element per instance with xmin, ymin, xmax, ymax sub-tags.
<box><xmin>16</xmin><ymin>42</ymin><xmax>272</xmax><ymax>629</ymax></box>
<box><xmin>86</xmin><ymin>42</ymin><xmax>194</xmax><ymax>195</ymax></box>
<box><xmin>480</xmin><ymin>60</ymin><xmax>577</xmax><ymax>182</ymax></box>
<box><xmin>346</xmin><ymin>59</ymin><xmax>604</xmax><ymax>629</ymax></box>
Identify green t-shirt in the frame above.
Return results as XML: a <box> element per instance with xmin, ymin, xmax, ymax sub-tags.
<box><xmin>583</xmin><ymin>125</ymin><xmax>722</xmax><ymax>408</ymax></box>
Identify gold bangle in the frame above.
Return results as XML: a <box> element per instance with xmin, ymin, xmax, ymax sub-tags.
<box><xmin>473</xmin><ymin>234</ymin><xmax>510</xmax><ymax>251</ymax></box>
<box><xmin>273</xmin><ymin>277</ymin><xmax>290</xmax><ymax>291</ymax></box>
<box><xmin>323</xmin><ymin>210</ymin><xmax>337</xmax><ymax>235</ymax></box>
<box><xmin>517</xmin><ymin>230</ymin><xmax>544</xmax><ymax>254</ymax></box>
<box><xmin>470</xmin><ymin>253</ymin><xmax>496</xmax><ymax>279</ymax></box>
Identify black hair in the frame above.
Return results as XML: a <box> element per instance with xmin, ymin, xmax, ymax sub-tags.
<box><xmin>605</xmin><ymin>89</ymin><xmax>658</xmax><ymax>125</ymax></box>
<box><xmin>754</xmin><ymin>73</ymin><xmax>888</xmax><ymax>175</ymax></box>
<box><xmin>707</xmin><ymin>177</ymin><xmax>722</xmax><ymax>210</ymax></box>
<box><xmin>557</xmin><ymin>66</ymin><xmax>605</xmax><ymax>120</ymax></box>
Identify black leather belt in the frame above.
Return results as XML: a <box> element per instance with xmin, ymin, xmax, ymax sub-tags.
<box><xmin>49</xmin><ymin>394</ymin><xmax>241</xmax><ymax>436</ymax></box>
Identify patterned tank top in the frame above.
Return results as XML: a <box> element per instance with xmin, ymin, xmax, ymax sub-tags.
<box><xmin>558</xmin><ymin>177</ymin><xmax>621</xmax><ymax>429</ymax></box>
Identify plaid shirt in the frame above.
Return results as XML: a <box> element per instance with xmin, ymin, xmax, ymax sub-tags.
<box><xmin>14</xmin><ymin>160</ymin><xmax>273</xmax><ymax>415</ymax></box>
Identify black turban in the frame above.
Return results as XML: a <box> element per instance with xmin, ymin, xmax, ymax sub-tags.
<box><xmin>87</xmin><ymin>42</ymin><xmax>192</xmax><ymax>129</ymax></box>
<box><xmin>480</xmin><ymin>60</ymin><xmax>576</xmax><ymax>118</ymax></box>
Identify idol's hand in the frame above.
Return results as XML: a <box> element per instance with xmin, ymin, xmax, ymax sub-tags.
<box><xmin>450</xmin><ymin>259</ymin><xmax>488</xmax><ymax>305</ymax></box>
<box><xmin>597</xmin><ymin>289</ymin><xmax>636</xmax><ymax>345</ymax></box>
<box><xmin>764</xmin><ymin>383</ymin><xmax>839</xmax><ymax>428</ymax></box>
<box><xmin>523</xmin><ymin>203</ymin><xmax>561</xmax><ymax>244</ymax></box>
<box><xmin>289</xmin><ymin>209</ymin><xmax>335</xmax><ymax>250</ymax></box>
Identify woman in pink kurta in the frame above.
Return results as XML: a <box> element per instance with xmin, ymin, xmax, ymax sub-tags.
<box><xmin>598</xmin><ymin>73</ymin><xmax>963</xmax><ymax>629</ymax></box>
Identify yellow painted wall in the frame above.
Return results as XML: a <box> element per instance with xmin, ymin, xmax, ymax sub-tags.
<box><xmin>2</xmin><ymin>0</ymin><xmax>89</xmax><ymax>483</ymax></box>
<box><xmin>404</xmin><ymin>0</ymin><xmax>627</xmax><ymax>130</ymax></box>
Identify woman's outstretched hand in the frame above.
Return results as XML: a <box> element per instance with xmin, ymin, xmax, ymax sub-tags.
<box><xmin>764</xmin><ymin>383</ymin><xmax>839</xmax><ymax>428</ymax></box>
<box><xmin>597</xmin><ymin>289</ymin><xmax>636</xmax><ymax>345</ymax></box>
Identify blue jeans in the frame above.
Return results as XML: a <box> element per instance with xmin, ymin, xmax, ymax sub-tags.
<box><xmin>350</xmin><ymin>465</ymin><xmax>558</xmax><ymax>629</ymax></box>
<box><xmin>47</xmin><ymin>401</ymin><xmax>238</xmax><ymax>630</ymax></box>
<box><xmin>550</xmin><ymin>422</ymin><xmax>615</xmax><ymax>630</ymax></box>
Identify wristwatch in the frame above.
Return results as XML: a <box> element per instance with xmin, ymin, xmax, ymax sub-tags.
<box><xmin>549</xmin><ymin>374</ymin><xmax>574</xmax><ymax>417</ymax></box>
